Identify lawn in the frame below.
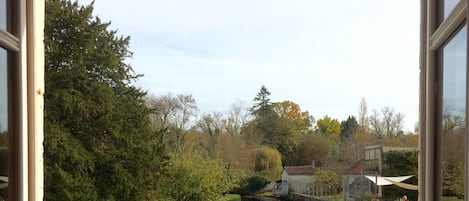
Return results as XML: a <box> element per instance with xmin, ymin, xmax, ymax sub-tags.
<box><xmin>222</xmin><ymin>194</ymin><xmax>241</xmax><ymax>201</ymax></box>
<box><xmin>321</xmin><ymin>194</ymin><xmax>344</xmax><ymax>201</ymax></box>
<box><xmin>442</xmin><ymin>197</ymin><xmax>463</xmax><ymax>201</ymax></box>
<box><xmin>321</xmin><ymin>194</ymin><xmax>343</xmax><ymax>201</ymax></box>
<box><xmin>320</xmin><ymin>194</ymin><xmax>462</xmax><ymax>201</ymax></box>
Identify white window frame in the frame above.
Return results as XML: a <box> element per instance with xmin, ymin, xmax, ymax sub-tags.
<box><xmin>0</xmin><ymin>0</ymin><xmax>44</xmax><ymax>200</ymax></box>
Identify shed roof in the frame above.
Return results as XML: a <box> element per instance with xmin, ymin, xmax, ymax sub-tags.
<box><xmin>283</xmin><ymin>165</ymin><xmax>315</xmax><ymax>175</ymax></box>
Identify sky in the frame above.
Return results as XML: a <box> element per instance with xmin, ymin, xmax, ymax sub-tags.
<box><xmin>0</xmin><ymin>50</ymin><xmax>6</xmax><ymax>132</ymax></box>
<box><xmin>1</xmin><ymin>2</ymin><xmax>7</xmax><ymax>131</ymax></box>
<box><xmin>80</xmin><ymin>0</ymin><xmax>420</xmax><ymax>132</ymax></box>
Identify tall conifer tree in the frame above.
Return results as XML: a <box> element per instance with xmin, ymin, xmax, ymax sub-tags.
<box><xmin>44</xmin><ymin>1</ymin><xmax>166</xmax><ymax>200</ymax></box>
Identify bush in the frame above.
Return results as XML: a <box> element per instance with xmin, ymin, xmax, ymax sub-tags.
<box><xmin>232</xmin><ymin>176</ymin><xmax>268</xmax><ymax>195</ymax></box>
<box><xmin>156</xmin><ymin>147</ymin><xmax>238</xmax><ymax>201</ymax></box>
<box><xmin>314</xmin><ymin>168</ymin><xmax>341</xmax><ymax>192</ymax></box>
<box><xmin>360</xmin><ymin>192</ymin><xmax>376</xmax><ymax>201</ymax></box>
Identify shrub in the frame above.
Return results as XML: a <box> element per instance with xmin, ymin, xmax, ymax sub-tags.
<box><xmin>233</xmin><ymin>175</ymin><xmax>268</xmax><ymax>195</ymax></box>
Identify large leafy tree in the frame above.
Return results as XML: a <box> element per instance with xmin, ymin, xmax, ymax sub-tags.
<box><xmin>273</xmin><ymin>101</ymin><xmax>312</xmax><ymax>136</ymax></box>
<box><xmin>272</xmin><ymin>101</ymin><xmax>313</xmax><ymax>165</ymax></box>
<box><xmin>316</xmin><ymin>115</ymin><xmax>341</xmax><ymax>135</ymax></box>
<box><xmin>301</xmin><ymin>133</ymin><xmax>338</xmax><ymax>167</ymax></box>
<box><xmin>252</xmin><ymin>146</ymin><xmax>283</xmax><ymax>181</ymax></box>
<box><xmin>44</xmin><ymin>1</ymin><xmax>166</xmax><ymax>200</ymax></box>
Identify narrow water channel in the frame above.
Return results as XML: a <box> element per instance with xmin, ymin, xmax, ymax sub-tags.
<box><xmin>241</xmin><ymin>196</ymin><xmax>287</xmax><ymax>201</ymax></box>
<box><xmin>241</xmin><ymin>197</ymin><xmax>260</xmax><ymax>201</ymax></box>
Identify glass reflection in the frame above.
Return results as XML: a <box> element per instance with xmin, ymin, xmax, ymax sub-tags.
<box><xmin>0</xmin><ymin>48</ymin><xmax>7</xmax><ymax>200</ymax></box>
<box><xmin>0</xmin><ymin>0</ymin><xmax>6</xmax><ymax>30</ymax></box>
<box><xmin>441</xmin><ymin>25</ymin><xmax>466</xmax><ymax>200</ymax></box>
<box><xmin>444</xmin><ymin>0</ymin><xmax>459</xmax><ymax>19</ymax></box>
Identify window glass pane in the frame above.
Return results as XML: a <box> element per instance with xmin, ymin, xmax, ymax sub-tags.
<box><xmin>0</xmin><ymin>47</ymin><xmax>8</xmax><ymax>200</ymax></box>
<box><xmin>441</xmin><ymin>25</ymin><xmax>466</xmax><ymax>200</ymax></box>
<box><xmin>0</xmin><ymin>0</ymin><xmax>6</xmax><ymax>30</ymax></box>
<box><xmin>444</xmin><ymin>0</ymin><xmax>459</xmax><ymax>19</ymax></box>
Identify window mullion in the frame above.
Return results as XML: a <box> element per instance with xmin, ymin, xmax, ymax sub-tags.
<box><xmin>430</xmin><ymin>1</ymin><xmax>466</xmax><ymax>50</ymax></box>
<box><xmin>0</xmin><ymin>29</ymin><xmax>19</xmax><ymax>52</ymax></box>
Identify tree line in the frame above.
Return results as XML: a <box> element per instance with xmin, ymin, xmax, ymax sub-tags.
<box><xmin>43</xmin><ymin>1</ymin><xmax>420</xmax><ymax>200</ymax></box>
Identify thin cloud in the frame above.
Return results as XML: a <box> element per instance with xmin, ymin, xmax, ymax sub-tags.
<box><xmin>80</xmin><ymin>0</ymin><xmax>420</xmax><ymax>131</ymax></box>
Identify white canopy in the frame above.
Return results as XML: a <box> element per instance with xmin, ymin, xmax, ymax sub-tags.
<box><xmin>0</xmin><ymin>176</ymin><xmax>8</xmax><ymax>183</ymax></box>
<box><xmin>0</xmin><ymin>176</ymin><xmax>7</xmax><ymax>190</ymax></box>
<box><xmin>364</xmin><ymin>175</ymin><xmax>413</xmax><ymax>186</ymax></box>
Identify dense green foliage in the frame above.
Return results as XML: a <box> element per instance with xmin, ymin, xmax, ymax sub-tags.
<box><xmin>301</xmin><ymin>133</ymin><xmax>338</xmax><ymax>167</ymax></box>
<box><xmin>233</xmin><ymin>176</ymin><xmax>268</xmax><ymax>195</ymax></box>
<box><xmin>44</xmin><ymin>1</ymin><xmax>166</xmax><ymax>200</ymax></box>
<box><xmin>250</xmin><ymin>85</ymin><xmax>272</xmax><ymax>117</ymax></box>
<box><xmin>157</xmin><ymin>147</ymin><xmax>238</xmax><ymax>201</ymax></box>
<box><xmin>340</xmin><ymin>116</ymin><xmax>358</xmax><ymax>141</ymax></box>
<box><xmin>381</xmin><ymin>151</ymin><xmax>418</xmax><ymax>201</ymax></box>
<box><xmin>248</xmin><ymin>86</ymin><xmax>315</xmax><ymax>165</ymax></box>
<box><xmin>443</xmin><ymin>163</ymin><xmax>464</xmax><ymax>199</ymax></box>
<box><xmin>316</xmin><ymin>115</ymin><xmax>341</xmax><ymax>135</ymax></box>
<box><xmin>252</xmin><ymin>146</ymin><xmax>282</xmax><ymax>181</ymax></box>
<box><xmin>314</xmin><ymin>168</ymin><xmax>341</xmax><ymax>192</ymax></box>
<box><xmin>249</xmin><ymin>86</ymin><xmax>282</xmax><ymax>147</ymax></box>
<box><xmin>442</xmin><ymin>111</ymin><xmax>465</xmax><ymax>199</ymax></box>
<box><xmin>273</xmin><ymin>101</ymin><xmax>313</xmax><ymax>165</ymax></box>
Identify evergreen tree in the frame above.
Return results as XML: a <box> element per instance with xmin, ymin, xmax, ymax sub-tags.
<box><xmin>250</xmin><ymin>85</ymin><xmax>272</xmax><ymax>117</ymax></box>
<box><xmin>249</xmin><ymin>86</ymin><xmax>281</xmax><ymax>147</ymax></box>
<box><xmin>44</xmin><ymin>1</ymin><xmax>166</xmax><ymax>200</ymax></box>
<box><xmin>340</xmin><ymin>116</ymin><xmax>358</xmax><ymax>141</ymax></box>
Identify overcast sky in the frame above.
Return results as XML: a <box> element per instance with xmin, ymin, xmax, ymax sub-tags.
<box><xmin>80</xmin><ymin>0</ymin><xmax>420</xmax><ymax>132</ymax></box>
